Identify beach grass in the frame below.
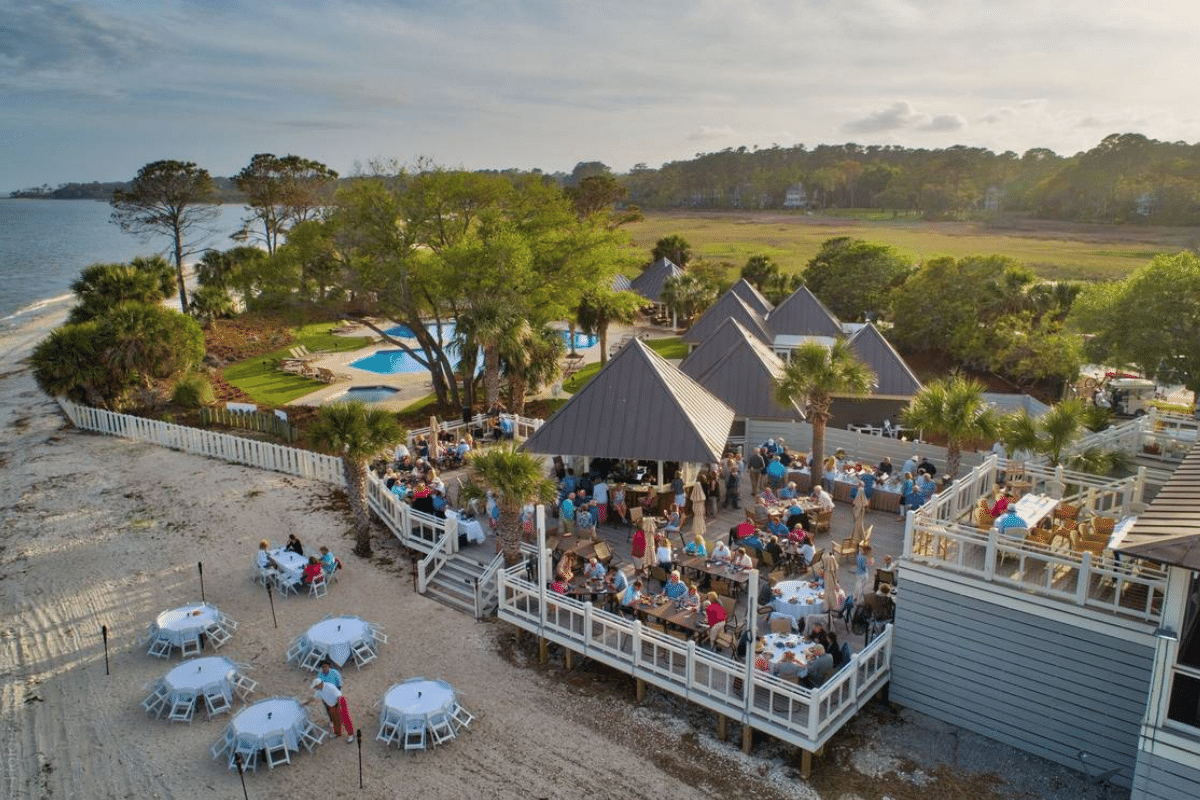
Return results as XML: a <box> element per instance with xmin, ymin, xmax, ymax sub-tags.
<box><xmin>222</xmin><ymin>323</ymin><xmax>372</xmax><ymax>406</ymax></box>
<box><xmin>622</xmin><ymin>211</ymin><xmax>1200</xmax><ymax>281</ymax></box>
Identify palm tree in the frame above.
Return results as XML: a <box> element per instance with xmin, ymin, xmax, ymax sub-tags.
<box><xmin>902</xmin><ymin>375</ymin><xmax>999</xmax><ymax>479</ymax></box>
<box><xmin>308</xmin><ymin>402</ymin><xmax>401</xmax><ymax>557</ymax></box>
<box><xmin>501</xmin><ymin>323</ymin><xmax>564</xmax><ymax>414</ymax></box>
<box><xmin>651</xmin><ymin>234</ymin><xmax>692</xmax><ymax>267</ymax></box>
<box><xmin>30</xmin><ymin>321</ymin><xmax>117</xmax><ymax>408</ymax></box>
<box><xmin>461</xmin><ymin>445</ymin><xmax>557</xmax><ymax>566</ymax></box>
<box><xmin>775</xmin><ymin>339</ymin><xmax>875</xmax><ymax>478</ymax></box>
<box><xmin>1002</xmin><ymin>399</ymin><xmax>1131</xmax><ymax>476</ymax></box>
<box><xmin>660</xmin><ymin>272</ymin><xmax>717</xmax><ymax>327</ymax></box>
<box><xmin>189</xmin><ymin>285</ymin><xmax>236</xmax><ymax>326</ymax></box>
<box><xmin>576</xmin><ymin>287</ymin><xmax>642</xmax><ymax>364</ymax></box>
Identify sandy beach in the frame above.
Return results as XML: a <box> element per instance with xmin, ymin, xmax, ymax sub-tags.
<box><xmin>0</xmin><ymin>299</ymin><xmax>1121</xmax><ymax>800</ymax></box>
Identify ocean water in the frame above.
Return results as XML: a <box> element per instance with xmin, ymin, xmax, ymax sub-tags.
<box><xmin>0</xmin><ymin>198</ymin><xmax>246</xmax><ymax>326</ymax></box>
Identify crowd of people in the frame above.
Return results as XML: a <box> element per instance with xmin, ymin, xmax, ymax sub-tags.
<box><xmin>254</xmin><ymin>534</ymin><xmax>341</xmax><ymax>591</ymax></box>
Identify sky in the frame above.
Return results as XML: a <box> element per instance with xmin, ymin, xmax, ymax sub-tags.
<box><xmin>4</xmin><ymin>0</ymin><xmax>1200</xmax><ymax>191</ymax></box>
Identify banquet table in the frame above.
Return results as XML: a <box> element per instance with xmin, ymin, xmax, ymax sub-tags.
<box><xmin>445</xmin><ymin>510</ymin><xmax>486</xmax><ymax>544</ymax></box>
<box><xmin>635</xmin><ymin>596</ymin><xmax>707</xmax><ymax>635</ymax></box>
<box><xmin>784</xmin><ymin>469</ymin><xmax>902</xmax><ymax>512</ymax></box>
<box><xmin>762</xmin><ymin>632</ymin><xmax>818</xmax><ymax>671</ymax></box>
<box><xmin>144</xmin><ymin>656</ymin><xmax>245</xmax><ymax>719</ymax></box>
<box><xmin>220</xmin><ymin>697</ymin><xmax>310</xmax><ymax>765</ymax></box>
<box><xmin>297</xmin><ymin>616</ymin><xmax>376</xmax><ymax>668</ymax></box>
<box><xmin>383</xmin><ymin>679</ymin><xmax>456</xmax><ymax>720</ymax></box>
<box><xmin>151</xmin><ymin>603</ymin><xmax>224</xmax><ymax>655</ymax></box>
<box><xmin>269</xmin><ymin>549</ymin><xmax>308</xmax><ymax>585</ymax></box>
<box><xmin>1006</xmin><ymin>494</ymin><xmax>1059</xmax><ymax>530</ymax></box>
<box><xmin>770</xmin><ymin>579</ymin><xmax>829</xmax><ymax>619</ymax></box>
<box><xmin>678</xmin><ymin>556</ymin><xmax>750</xmax><ymax>591</ymax></box>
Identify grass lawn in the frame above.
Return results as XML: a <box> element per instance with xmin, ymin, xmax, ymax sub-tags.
<box><xmin>562</xmin><ymin>337</ymin><xmax>686</xmax><ymax>394</ymax></box>
<box><xmin>222</xmin><ymin>322</ymin><xmax>373</xmax><ymax>406</ymax></box>
<box><xmin>623</xmin><ymin>210</ymin><xmax>1200</xmax><ymax>281</ymax></box>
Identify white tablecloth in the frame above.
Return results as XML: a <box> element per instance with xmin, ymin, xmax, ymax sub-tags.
<box><xmin>155</xmin><ymin>604</ymin><xmax>219</xmax><ymax>646</ymax></box>
<box><xmin>304</xmin><ymin>617</ymin><xmax>372</xmax><ymax>667</ymax></box>
<box><xmin>762</xmin><ymin>633</ymin><xmax>817</xmax><ymax>670</ymax></box>
<box><xmin>270</xmin><ymin>549</ymin><xmax>308</xmax><ymax>584</ymax></box>
<box><xmin>1011</xmin><ymin>494</ymin><xmax>1058</xmax><ymax>528</ymax></box>
<box><xmin>770</xmin><ymin>580</ymin><xmax>829</xmax><ymax>618</ymax></box>
<box><xmin>230</xmin><ymin>698</ymin><xmax>307</xmax><ymax>753</ymax></box>
<box><xmin>383</xmin><ymin>680</ymin><xmax>455</xmax><ymax>719</ymax></box>
<box><xmin>445</xmin><ymin>511</ymin><xmax>485</xmax><ymax>544</ymax></box>
<box><xmin>164</xmin><ymin>656</ymin><xmax>236</xmax><ymax>699</ymax></box>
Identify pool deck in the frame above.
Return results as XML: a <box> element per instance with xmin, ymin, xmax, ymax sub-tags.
<box><xmin>286</xmin><ymin>321</ymin><xmax>666</xmax><ymax>412</ymax></box>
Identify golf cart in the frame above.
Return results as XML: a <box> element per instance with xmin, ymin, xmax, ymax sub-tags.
<box><xmin>1093</xmin><ymin>377</ymin><xmax>1157</xmax><ymax>417</ymax></box>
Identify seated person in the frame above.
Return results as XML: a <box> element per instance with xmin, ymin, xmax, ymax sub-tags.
<box><xmin>754</xmin><ymin>640</ymin><xmax>772</xmax><ymax>672</ymax></box>
<box><xmin>285</xmin><ymin>534</ymin><xmax>304</xmax><ymax>556</ymax></box>
<box><xmin>556</xmin><ymin>552</ymin><xmax>575</xmax><ymax>581</ymax></box>
<box><xmin>731</xmin><ymin>513</ymin><xmax>757</xmax><ymax>545</ymax></box>
<box><xmin>803</xmin><ymin>645</ymin><xmax>835</xmax><ymax>687</ymax></box>
<box><xmin>787</xmin><ymin>524</ymin><xmax>807</xmax><ymax>544</ymax></box>
<box><xmin>683</xmin><ymin>582</ymin><xmax>703</xmax><ymax>610</ymax></box>
<box><xmin>684</xmin><ymin>533</ymin><xmax>708</xmax><ymax>557</ymax></box>
<box><xmin>778</xmin><ymin>481</ymin><xmax>798</xmax><ymax>500</ymax></box>
<box><xmin>611</xmin><ymin>483</ymin><xmax>629</xmax><ymax>525</ymax></box>
<box><xmin>256</xmin><ymin>540</ymin><xmax>276</xmax><ymax>570</ymax></box>
<box><xmin>582</xmin><ymin>556</ymin><xmax>606</xmax><ymax>581</ymax></box>
<box><xmin>812</xmin><ymin>485</ymin><xmax>835</xmax><ymax>513</ymax></box>
<box><xmin>661</xmin><ymin>570</ymin><xmax>688</xmax><ymax>601</ymax></box>
<box><xmin>703</xmin><ymin>592</ymin><xmax>727</xmax><ymax>646</ymax></box>
<box><xmin>606</xmin><ymin>567</ymin><xmax>629</xmax><ymax>594</ymax></box>
<box><xmin>710</xmin><ymin>540</ymin><xmax>732</xmax><ymax>563</ymax></box>
<box><xmin>799</xmin><ymin>536</ymin><xmax>816</xmax><ymax>567</ymax></box>
<box><xmin>757</xmin><ymin>576</ymin><xmax>779</xmax><ymax>608</ymax></box>
<box><xmin>974</xmin><ymin>497</ymin><xmax>995</xmax><ymax>527</ymax></box>
<box><xmin>996</xmin><ymin>506</ymin><xmax>1028</xmax><ymax>538</ymax></box>
<box><xmin>990</xmin><ymin>492</ymin><xmax>1013</xmax><ymax>518</ymax></box>
<box><xmin>860</xmin><ymin>583</ymin><xmax>896</xmax><ymax>621</ymax></box>
<box><xmin>318</xmin><ymin>546</ymin><xmax>338</xmax><ymax>576</ymax></box>
<box><xmin>741</xmin><ymin>528</ymin><xmax>765</xmax><ymax>557</ymax></box>
<box><xmin>731</xmin><ymin>547</ymin><xmax>754</xmax><ymax>571</ymax></box>
<box><xmin>431</xmin><ymin>489</ymin><xmax>448</xmax><ymax>518</ymax></box>
<box><xmin>764</xmin><ymin>535</ymin><xmax>784</xmax><ymax>564</ymax></box>
<box><xmin>621</xmin><ymin>579</ymin><xmax>644</xmax><ymax>610</ymax></box>
<box><xmin>766</xmin><ymin>513</ymin><xmax>788</xmax><ymax>539</ymax></box>
<box><xmin>551</xmin><ymin>575</ymin><xmax>569</xmax><ymax>594</ymax></box>
<box><xmin>301</xmin><ymin>556</ymin><xmax>324</xmax><ymax>586</ymax></box>
<box><xmin>663</xmin><ymin>503</ymin><xmax>683</xmax><ymax>534</ymax></box>
<box><xmin>876</xmin><ymin>457</ymin><xmax>893</xmax><ymax>477</ymax></box>
<box><xmin>774</xmin><ymin>650</ymin><xmax>805</xmax><ymax>680</ymax></box>
<box><xmin>655</xmin><ymin>536</ymin><xmax>674</xmax><ymax>570</ymax></box>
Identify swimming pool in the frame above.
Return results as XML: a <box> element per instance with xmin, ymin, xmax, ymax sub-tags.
<box><xmin>331</xmin><ymin>385</ymin><xmax>400</xmax><ymax>403</ymax></box>
<box><xmin>351</xmin><ymin>349</ymin><xmax>432</xmax><ymax>375</ymax></box>
<box><xmin>383</xmin><ymin>321</ymin><xmax>597</xmax><ymax>350</ymax></box>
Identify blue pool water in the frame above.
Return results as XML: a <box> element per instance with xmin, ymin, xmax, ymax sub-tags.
<box><xmin>333</xmin><ymin>385</ymin><xmax>400</xmax><ymax>403</ymax></box>
<box><xmin>351</xmin><ymin>349</ymin><xmax>433</xmax><ymax>375</ymax></box>
<box><xmin>383</xmin><ymin>321</ymin><xmax>597</xmax><ymax>351</ymax></box>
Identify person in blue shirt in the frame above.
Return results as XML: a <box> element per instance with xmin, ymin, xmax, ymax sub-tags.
<box><xmin>766</xmin><ymin>514</ymin><xmax>788</xmax><ymax>540</ymax></box>
<box><xmin>859</xmin><ymin>470</ymin><xmax>876</xmax><ymax>500</ymax></box>
<box><xmin>317</xmin><ymin>660</ymin><xmax>342</xmax><ymax>689</ymax></box>
<box><xmin>607</xmin><ymin>567</ymin><xmax>628</xmax><ymax>595</ymax></box>
<box><xmin>765</xmin><ymin>456</ymin><xmax>787</xmax><ymax>489</ymax></box>
<box><xmin>559</xmin><ymin>495</ymin><xmax>575</xmax><ymax>535</ymax></box>
<box><xmin>661</xmin><ymin>571</ymin><xmax>688</xmax><ymax>601</ymax></box>
<box><xmin>620</xmin><ymin>579</ymin><xmax>644</xmax><ymax>614</ymax></box>
<box><xmin>583</xmin><ymin>557</ymin><xmax>606</xmax><ymax>580</ymax></box>
<box><xmin>996</xmin><ymin>506</ymin><xmax>1028</xmax><ymax>538</ymax></box>
<box><xmin>431</xmin><ymin>489</ymin><xmax>447</xmax><ymax>518</ymax></box>
<box><xmin>741</xmin><ymin>529</ymin><xmax>765</xmax><ymax>557</ymax></box>
<box><xmin>684</xmin><ymin>533</ymin><xmax>708</xmax><ymax>557</ymax></box>
<box><xmin>778</xmin><ymin>481</ymin><xmax>797</xmax><ymax>500</ymax></box>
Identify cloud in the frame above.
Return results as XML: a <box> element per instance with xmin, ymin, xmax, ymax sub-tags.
<box><xmin>687</xmin><ymin>125</ymin><xmax>739</xmax><ymax>142</ymax></box>
<box><xmin>842</xmin><ymin>101</ymin><xmax>920</xmax><ymax>133</ymax></box>
<box><xmin>919</xmin><ymin>113</ymin><xmax>966</xmax><ymax>132</ymax></box>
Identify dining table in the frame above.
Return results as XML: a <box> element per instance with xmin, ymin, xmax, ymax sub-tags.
<box><xmin>678</xmin><ymin>555</ymin><xmax>751</xmax><ymax>593</ymax></box>
<box><xmin>634</xmin><ymin>596</ymin><xmax>708</xmax><ymax>636</ymax></box>
<box><xmin>292</xmin><ymin>615</ymin><xmax>378</xmax><ymax>668</ymax></box>
<box><xmin>143</xmin><ymin>655</ymin><xmax>245</xmax><ymax>719</ymax></box>
<box><xmin>1002</xmin><ymin>494</ymin><xmax>1059</xmax><ymax>530</ymax></box>
<box><xmin>218</xmin><ymin>697</ymin><xmax>311</xmax><ymax>766</ymax></box>
<box><xmin>770</xmin><ymin>579</ymin><xmax>829</xmax><ymax>619</ymax></box>
<box><xmin>761</xmin><ymin>632</ymin><xmax>819</xmax><ymax>671</ymax></box>
<box><xmin>268</xmin><ymin>549</ymin><xmax>308</xmax><ymax>585</ymax></box>
<box><xmin>379</xmin><ymin>678</ymin><xmax>459</xmax><ymax>748</ymax></box>
<box><xmin>444</xmin><ymin>510</ymin><xmax>486</xmax><ymax>544</ymax></box>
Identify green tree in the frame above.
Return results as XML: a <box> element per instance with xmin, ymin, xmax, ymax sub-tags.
<box><xmin>234</xmin><ymin>153</ymin><xmax>339</xmax><ymax>254</ymax></box>
<box><xmin>189</xmin><ymin>285</ymin><xmax>236</xmax><ymax>325</ymax></box>
<box><xmin>68</xmin><ymin>263</ymin><xmax>165</xmax><ymax>324</ymax></box>
<box><xmin>576</xmin><ymin>287</ymin><xmax>643</xmax><ymax>364</ymax></box>
<box><xmin>460</xmin><ymin>445</ymin><xmax>557</xmax><ymax>566</ymax></box>
<box><xmin>110</xmin><ymin>160</ymin><xmax>219</xmax><ymax>313</ymax></box>
<box><xmin>902</xmin><ymin>375</ymin><xmax>998</xmax><ymax>479</ymax></box>
<box><xmin>1002</xmin><ymin>400</ymin><xmax>1130</xmax><ymax>475</ymax></box>
<box><xmin>129</xmin><ymin>255</ymin><xmax>176</xmax><ymax>299</ymax></box>
<box><xmin>564</xmin><ymin>173</ymin><xmax>642</xmax><ymax>227</ymax></box>
<box><xmin>651</xmin><ymin>234</ymin><xmax>692</xmax><ymax>267</ymax></box>
<box><xmin>308</xmin><ymin>402</ymin><xmax>402</xmax><ymax>557</ymax></box>
<box><xmin>1070</xmin><ymin>251</ymin><xmax>1200</xmax><ymax>397</ymax></box>
<box><xmin>803</xmin><ymin>237</ymin><xmax>912</xmax><ymax>321</ymax></box>
<box><xmin>660</xmin><ymin>271</ymin><xmax>717</xmax><ymax>326</ymax></box>
<box><xmin>501</xmin><ymin>323</ymin><xmax>565</xmax><ymax>414</ymax></box>
<box><xmin>775</xmin><ymin>339</ymin><xmax>876</xmax><ymax>476</ymax></box>
<box><xmin>740</xmin><ymin>254</ymin><xmax>780</xmax><ymax>291</ymax></box>
<box><xmin>30</xmin><ymin>321</ymin><xmax>116</xmax><ymax>407</ymax></box>
<box><xmin>197</xmin><ymin>246</ymin><xmax>267</xmax><ymax>290</ymax></box>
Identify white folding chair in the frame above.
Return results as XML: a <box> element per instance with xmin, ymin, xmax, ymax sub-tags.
<box><xmin>204</xmin><ymin>686</ymin><xmax>232</xmax><ymax>717</ymax></box>
<box><xmin>168</xmin><ymin>691</ymin><xmax>196</xmax><ymax>723</ymax></box>
<box><xmin>217</xmin><ymin>612</ymin><xmax>239</xmax><ymax>631</ymax></box>
<box><xmin>232</xmin><ymin>673</ymin><xmax>258</xmax><ymax>700</ymax></box>
<box><xmin>377</xmin><ymin>713</ymin><xmax>401</xmax><ymax>745</ymax></box>
<box><xmin>402</xmin><ymin>717</ymin><xmax>427</xmax><ymax>751</ymax></box>
<box><xmin>285</xmin><ymin>638</ymin><xmax>305</xmax><ymax>664</ymax></box>
<box><xmin>300</xmin><ymin>649</ymin><xmax>325</xmax><ymax>672</ymax></box>
<box><xmin>308</xmin><ymin>573</ymin><xmax>328</xmax><ymax>599</ymax></box>
<box><xmin>141</xmin><ymin>683</ymin><xmax>169</xmax><ymax>718</ymax></box>
<box><xmin>147</xmin><ymin>635</ymin><xmax>173</xmax><ymax>659</ymax></box>
<box><xmin>229</xmin><ymin>738</ymin><xmax>259</xmax><ymax>772</ymax></box>
<box><xmin>275</xmin><ymin>574</ymin><xmax>299</xmax><ymax>597</ymax></box>
<box><xmin>210</xmin><ymin>727</ymin><xmax>235</xmax><ymax>761</ymax></box>
<box><xmin>427</xmin><ymin>711</ymin><xmax>456</xmax><ymax>745</ymax></box>
<box><xmin>299</xmin><ymin>720</ymin><xmax>328</xmax><ymax>752</ymax></box>
<box><xmin>205</xmin><ymin>622</ymin><xmax>232</xmax><ymax>650</ymax></box>
<box><xmin>263</xmin><ymin>732</ymin><xmax>291</xmax><ymax>769</ymax></box>
<box><xmin>180</xmin><ymin>632</ymin><xmax>203</xmax><ymax>658</ymax></box>
<box><xmin>450</xmin><ymin>702</ymin><xmax>475</xmax><ymax>732</ymax></box>
<box><xmin>370</xmin><ymin>627</ymin><xmax>389</xmax><ymax>646</ymax></box>
<box><xmin>253</xmin><ymin>565</ymin><xmax>276</xmax><ymax>586</ymax></box>
<box><xmin>351</xmin><ymin>640</ymin><xmax>377</xmax><ymax>669</ymax></box>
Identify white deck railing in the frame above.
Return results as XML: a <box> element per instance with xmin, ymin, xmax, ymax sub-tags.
<box><xmin>407</xmin><ymin>412</ymin><xmax>543</xmax><ymax>449</ymax></box>
<box><xmin>497</xmin><ymin>565</ymin><xmax>892</xmax><ymax>751</ymax></box>
<box><xmin>473</xmin><ymin>552</ymin><xmax>506</xmax><ymax>620</ymax></box>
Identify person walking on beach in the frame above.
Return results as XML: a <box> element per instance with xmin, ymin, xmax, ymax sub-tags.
<box><xmin>306</xmin><ymin>676</ymin><xmax>355</xmax><ymax>742</ymax></box>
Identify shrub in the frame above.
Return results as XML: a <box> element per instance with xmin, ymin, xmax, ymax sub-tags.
<box><xmin>172</xmin><ymin>373</ymin><xmax>216</xmax><ymax>408</ymax></box>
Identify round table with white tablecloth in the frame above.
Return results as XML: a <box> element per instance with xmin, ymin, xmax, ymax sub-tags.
<box><xmin>227</xmin><ymin>697</ymin><xmax>309</xmax><ymax>756</ymax></box>
<box><xmin>384</xmin><ymin>680</ymin><xmax>455</xmax><ymax>718</ymax></box>
<box><xmin>761</xmin><ymin>632</ymin><xmax>818</xmax><ymax>670</ymax></box>
<box><xmin>770</xmin><ymin>580</ymin><xmax>829</xmax><ymax>619</ymax></box>
<box><xmin>444</xmin><ymin>510</ymin><xmax>486</xmax><ymax>544</ymax></box>
<box><xmin>164</xmin><ymin>656</ymin><xmax>237</xmax><ymax>698</ymax></box>
<box><xmin>302</xmin><ymin>616</ymin><xmax>373</xmax><ymax>667</ymax></box>
<box><xmin>154</xmin><ymin>603</ymin><xmax>220</xmax><ymax>647</ymax></box>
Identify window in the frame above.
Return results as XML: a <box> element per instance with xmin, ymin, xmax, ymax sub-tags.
<box><xmin>1167</xmin><ymin>572</ymin><xmax>1200</xmax><ymax>728</ymax></box>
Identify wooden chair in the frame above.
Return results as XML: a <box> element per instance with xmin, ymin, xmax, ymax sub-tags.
<box><xmin>718</xmin><ymin>595</ymin><xmax>738</xmax><ymax>626</ymax></box>
<box><xmin>593</xmin><ymin>540</ymin><xmax>614</xmax><ymax>567</ymax></box>
<box><xmin>812</xmin><ymin>509</ymin><xmax>833</xmax><ymax>534</ymax></box>
<box><xmin>833</xmin><ymin>537</ymin><xmax>855</xmax><ymax>561</ymax></box>
<box><xmin>1052</xmin><ymin>502</ymin><xmax>1080</xmax><ymax>522</ymax></box>
<box><xmin>1092</xmin><ymin>515</ymin><xmax>1116</xmax><ymax>539</ymax></box>
<box><xmin>649</xmin><ymin>566</ymin><xmax>670</xmax><ymax>591</ymax></box>
<box><xmin>713</xmin><ymin>621</ymin><xmax>743</xmax><ymax>654</ymax></box>
<box><xmin>873</xmin><ymin>568</ymin><xmax>896</xmax><ymax>592</ymax></box>
<box><xmin>859</xmin><ymin>526</ymin><xmax>873</xmax><ymax>548</ymax></box>
<box><xmin>769</xmin><ymin>616</ymin><xmax>793</xmax><ymax>634</ymax></box>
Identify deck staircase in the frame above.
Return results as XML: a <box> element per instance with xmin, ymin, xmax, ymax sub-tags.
<box><xmin>422</xmin><ymin>552</ymin><xmax>493</xmax><ymax>616</ymax></box>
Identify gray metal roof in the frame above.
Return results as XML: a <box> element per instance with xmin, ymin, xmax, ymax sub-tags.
<box><xmin>1116</xmin><ymin>441</ymin><xmax>1200</xmax><ymax>570</ymax></box>
<box><xmin>693</xmin><ymin>329</ymin><xmax>804</xmax><ymax>421</ymax></box>
<box><xmin>629</xmin><ymin>257</ymin><xmax>684</xmax><ymax>303</ymax></box>
<box><xmin>729</xmin><ymin>278</ymin><xmax>773</xmax><ymax>316</ymax></box>
<box><xmin>847</xmin><ymin>323</ymin><xmax>922</xmax><ymax>399</ymax></box>
<box><xmin>611</xmin><ymin>273</ymin><xmax>632</xmax><ymax>292</ymax></box>
<box><xmin>680</xmin><ymin>317</ymin><xmax>761</xmax><ymax>379</ymax></box>
<box><xmin>981</xmin><ymin>392</ymin><xmax>1051</xmax><ymax>419</ymax></box>
<box><xmin>681</xmin><ymin>289</ymin><xmax>772</xmax><ymax>345</ymax></box>
<box><xmin>521</xmin><ymin>338</ymin><xmax>735</xmax><ymax>463</ymax></box>
<box><xmin>766</xmin><ymin>285</ymin><xmax>843</xmax><ymax>338</ymax></box>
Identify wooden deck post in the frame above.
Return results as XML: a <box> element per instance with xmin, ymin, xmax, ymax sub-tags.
<box><xmin>800</xmin><ymin>749</ymin><xmax>812</xmax><ymax>779</ymax></box>
<box><xmin>538</xmin><ymin>637</ymin><xmax>548</xmax><ymax>664</ymax></box>
<box><xmin>716</xmin><ymin>714</ymin><xmax>727</xmax><ymax>741</ymax></box>
<box><xmin>636</xmin><ymin>678</ymin><xmax>645</xmax><ymax>702</ymax></box>
<box><xmin>741</xmin><ymin>724</ymin><xmax>753</xmax><ymax>754</ymax></box>
<box><xmin>564</xmin><ymin>649</ymin><xmax>574</xmax><ymax>670</ymax></box>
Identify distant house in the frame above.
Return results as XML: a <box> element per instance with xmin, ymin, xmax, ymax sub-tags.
<box><xmin>984</xmin><ymin>186</ymin><xmax>1003</xmax><ymax>213</ymax></box>
<box><xmin>1136</xmin><ymin>192</ymin><xmax>1156</xmax><ymax>217</ymax></box>
<box><xmin>783</xmin><ymin>183</ymin><xmax>809</xmax><ymax>209</ymax></box>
